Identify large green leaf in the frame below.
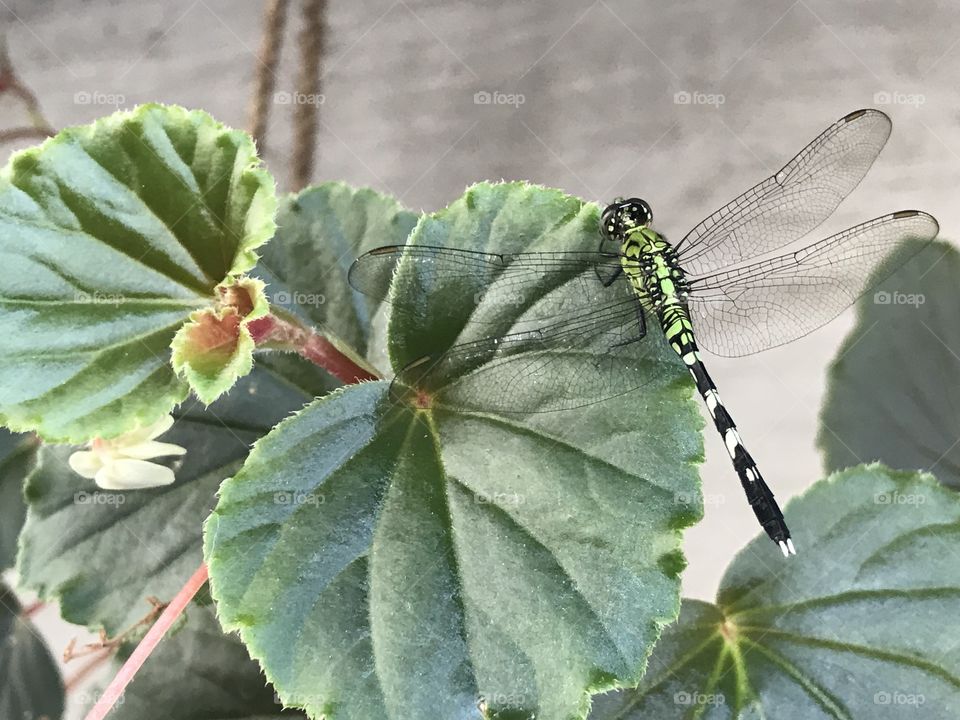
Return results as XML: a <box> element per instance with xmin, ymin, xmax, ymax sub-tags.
<box><xmin>205</xmin><ymin>183</ymin><xmax>704</xmax><ymax>720</ymax></box>
<box><xmin>101</xmin><ymin>604</ymin><xmax>303</xmax><ymax>720</ymax></box>
<box><xmin>819</xmin><ymin>240</ymin><xmax>960</xmax><ymax>488</ymax></box>
<box><xmin>0</xmin><ymin>103</ymin><xmax>276</xmax><ymax>441</ymax></box>
<box><xmin>254</xmin><ymin>182</ymin><xmax>418</xmax><ymax>360</ymax></box>
<box><xmin>0</xmin><ymin>582</ymin><xmax>64</xmax><ymax>720</ymax></box>
<box><xmin>16</xmin><ymin>356</ymin><xmax>332</xmax><ymax>634</ymax></box>
<box><xmin>0</xmin><ymin>430</ymin><xmax>37</xmax><ymax>569</ymax></box>
<box><xmin>589</xmin><ymin>464</ymin><xmax>960</xmax><ymax>719</ymax></box>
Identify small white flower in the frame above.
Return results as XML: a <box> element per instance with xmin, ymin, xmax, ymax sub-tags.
<box><xmin>69</xmin><ymin>415</ymin><xmax>187</xmax><ymax>490</ymax></box>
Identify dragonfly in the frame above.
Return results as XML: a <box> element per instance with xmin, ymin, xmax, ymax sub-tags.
<box><xmin>348</xmin><ymin>108</ymin><xmax>939</xmax><ymax>557</ymax></box>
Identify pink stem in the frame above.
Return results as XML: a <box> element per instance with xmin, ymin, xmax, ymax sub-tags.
<box><xmin>248</xmin><ymin>314</ymin><xmax>378</xmax><ymax>384</ymax></box>
<box><xmin>21</xmin><ymin>600</ymin><xmax>45</xmax><ymax>618</ymax></box>
<box><xmin>83</xmin><ymin>563</ymin><xmax>209</xmax><ymax>720</ymax></box>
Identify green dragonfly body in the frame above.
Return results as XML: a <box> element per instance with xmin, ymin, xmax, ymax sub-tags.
<box><xmin>349</xmin><ymin>108</ymin><xmax>940</xmax><ymax>557</ymax></box>
<box><xmin>614</xmin><ymin>202</ymin><xmax>793</xmax><ymax>554</ymax></box>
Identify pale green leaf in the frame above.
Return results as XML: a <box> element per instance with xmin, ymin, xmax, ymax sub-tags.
<box><xmin>589</xmin><ymin>464</ymin><xmax>960</xmax><ymax>719</ymax></box>
<box><xmin>0</xmin><ymin>103</ymin><xmax>276</xmax><ymax>441</ymax></box>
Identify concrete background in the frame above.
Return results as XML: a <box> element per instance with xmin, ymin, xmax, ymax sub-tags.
<box><xmin>1</xmin><ymin>0</ymin><xmax>957</xmax><ymax>716</ymax></box>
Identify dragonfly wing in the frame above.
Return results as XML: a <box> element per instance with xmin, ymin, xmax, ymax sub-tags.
<box><xmin>685</xmin><ymin>211</ymin><xmax>939</xmax><ymax>357</ymax></box>
<box><xmin>391</xmin><ymin>269</ymin><xmax>671</xmax><ymax>414</ymax></box>
<box><xmin>676</xmin><ymin>109</ymin><xmax>892</xmax><ymax>276</ymax></box>
<box><xmin>348</xmin><ymin>244</ymin><xmax>622</xmax><ymax>326</ymax></box>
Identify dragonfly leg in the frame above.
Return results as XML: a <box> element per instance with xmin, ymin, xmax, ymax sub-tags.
<box><xmin>608</xmin><ymin>305</ymin><xmax>647</xmax><ymax>348</ymax></box>
<box><xmin>596</xmin><ymin>263</ymin><xmax>623</xmax><ymax>287</ymax></box>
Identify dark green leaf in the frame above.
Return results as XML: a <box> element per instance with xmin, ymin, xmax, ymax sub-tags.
<box><xmin>100</xmin><ymin>604</ymin><xmax>304</xmax><ymax>720</ymax></box>
<box><xmin>16</xmin><ymin>357</ymin><xmax>331</xmax><ymax>634</ymax></box>
<box><xmin>0</xmin><ymin>582</ymin><xmax>64</xmax><ymax>720</ymax></box>
<box><xmin>0</xmin><ymin>430</ymin><xmax>37</xmax><ymax>569</ymax></box>
<box><xmin>205</xmin><ymin>183</ymin><xmax>704</xmax><ymax>720</ymax></box>
<box><xmin>254</xmin><ymin>182</ymin><xmax>418</xmax><ymax>360</ymax></box>
<box><xmin>590</xmin><ymin>464</ymin><xmax>960</xmax><ymax>719</ymax></box>
<box><xmin>819</xmin><ymin>239</ymin><xmax>960</xmax><ymax>488</ymax></box>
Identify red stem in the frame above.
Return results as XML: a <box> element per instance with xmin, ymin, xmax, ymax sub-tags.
<box><xmin>248</xmin><ymin>314</ymin><xmax>378</xmax><ymax>384</ymax></box>
<box><xmin>20</xmin><ymin>600</ymin><xmax>45</xmax><ymax>618</ymax></box>
<box><xmin>82</xmin><ymin>563</ymin><xmax>209</xmax><ymax>720</ymax></box>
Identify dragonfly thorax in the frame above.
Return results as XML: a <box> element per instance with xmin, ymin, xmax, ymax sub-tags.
<box><xmin>619</xmin><ymin>227</ymin><xmax>689</xmax><ymax>311</ymax></box>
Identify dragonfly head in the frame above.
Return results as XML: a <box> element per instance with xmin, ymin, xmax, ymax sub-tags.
<box><xmin>600</xmin><ymin>197</ymin><xmax>653</xmax><ymax>240</ymax></box>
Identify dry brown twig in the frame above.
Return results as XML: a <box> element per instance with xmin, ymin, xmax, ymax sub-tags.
<box><xmin>248</xmin><ymin>0</ymin><xmax>291</xmax><ymax>152</ymax></box>
<box><xmin>0</xmin><ymin>35</ymin><xmax>55</xmax><ymax>144</ymax></box>
<box><xmin>292</xmin><ymin>0</ymin><xmax>325</xmax><ymax>189</ymax></box>
<box><xmin>62</xmin><ymin>596</ymin><xmax>168</xmax><ymax>663</ymax></box>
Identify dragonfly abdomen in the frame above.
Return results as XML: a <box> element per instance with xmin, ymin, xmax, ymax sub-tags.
<box><xmin>683</xmin><ymin>342</ymin><xmax>795</xmax><ymax>555</ymax></box>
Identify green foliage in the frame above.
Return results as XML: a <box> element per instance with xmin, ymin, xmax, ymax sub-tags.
<box><xmin>205</xmin><ymin>183</ymin><xmax>704</xmax><ymax>720</ymax></box>
<box><xmin>0</xmin><ymin>430</ymin><xmax>36</xmax><ymax>569</ymax></box>
<box><xmin>589</xmin><ymin>464</ymin><xmax>960</xmax><ymax>719</ymax></box>
<box><xmin>16</xmin><ymin>358</ymin><xmax>331</xmax><ymax>634</ymax></box>
<box><xmin>0</xmin><ymin>582</ymin><xmax>64</xmax><ymax>720</ymax></box>
<box><xmin>0</xmin><ymin>104</ymin><xmax>276</xmax><ymax>441</ymax></box>
<box><xmin>255</xmin><ymin>181</ymin><xmax>418</xmax><ymax>361</ymax></box>
<box><xmin>101</xmin><ymin>605</ymin><xmax>303</xmax><ymax>720</ymax></box>
<box><xmin>820</xmin><ymin>239</ymin><xmax>960</xmax><ymax>489</ymax></box>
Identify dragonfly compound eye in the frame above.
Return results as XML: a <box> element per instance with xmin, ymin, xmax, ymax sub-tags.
<box><xmin>621</xmin><ymin>197</ymin><xmax>653</xmax><ymax>228</ymax></box>
<box><xmin>600</xmin><ymin>204</ymin><xmax>619</xmax><ymax>239</ymax></box>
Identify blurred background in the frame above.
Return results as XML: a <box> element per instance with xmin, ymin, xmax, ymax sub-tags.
<box><xmin>1</xmin><ymin>0</ymin><xmax>956</xmax><ymax>716</ymax></box>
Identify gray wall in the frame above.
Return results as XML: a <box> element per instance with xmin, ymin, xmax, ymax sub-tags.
<box><xmin>2</xmin><ymin>0</ymin><xmax>955</xmax><ymax>715</ymax></box>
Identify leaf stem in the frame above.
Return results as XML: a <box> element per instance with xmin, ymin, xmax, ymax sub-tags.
<box><xmin>20</xmin><ymin>599</ymin><xmax>45</xmax><ymax>618</ymax></box>
<box><xmin>248</xmin><ymin>313</ymin><xmax>379</xmax><ymax>383</ymax></box>
<box><xmin>82</xmin><ymin>563</ymin><xmax>209</xmax><ymax>720</ymax></box>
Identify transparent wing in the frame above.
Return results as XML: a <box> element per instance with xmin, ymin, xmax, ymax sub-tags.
<box><xmin>394</xmin><ymin>274</ymin><xmax>671</xmax><ymax>414</ymax></box>
<box><xmin>351</xmin><ymin>244</ymin><xmax>667</xmax><ymax>413</ymax></box>
<box><xmin>675</xmin><ymin>108</ymin><xmax>892</xmax><ymax>276</ymax></box>
<box><xmin>398</xmin><ymin>290</ymin><xmax>656</xmax><ymax>413</ymax></box>
<box><xmin>685</xmin><ymin>211</ymin><xmax>939</xmax><ymax>357</ymax></box>
<box><xmin>348</xmin><ymin>244</ymin><xmax>621</xmax><ymax>325</ymax></box>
